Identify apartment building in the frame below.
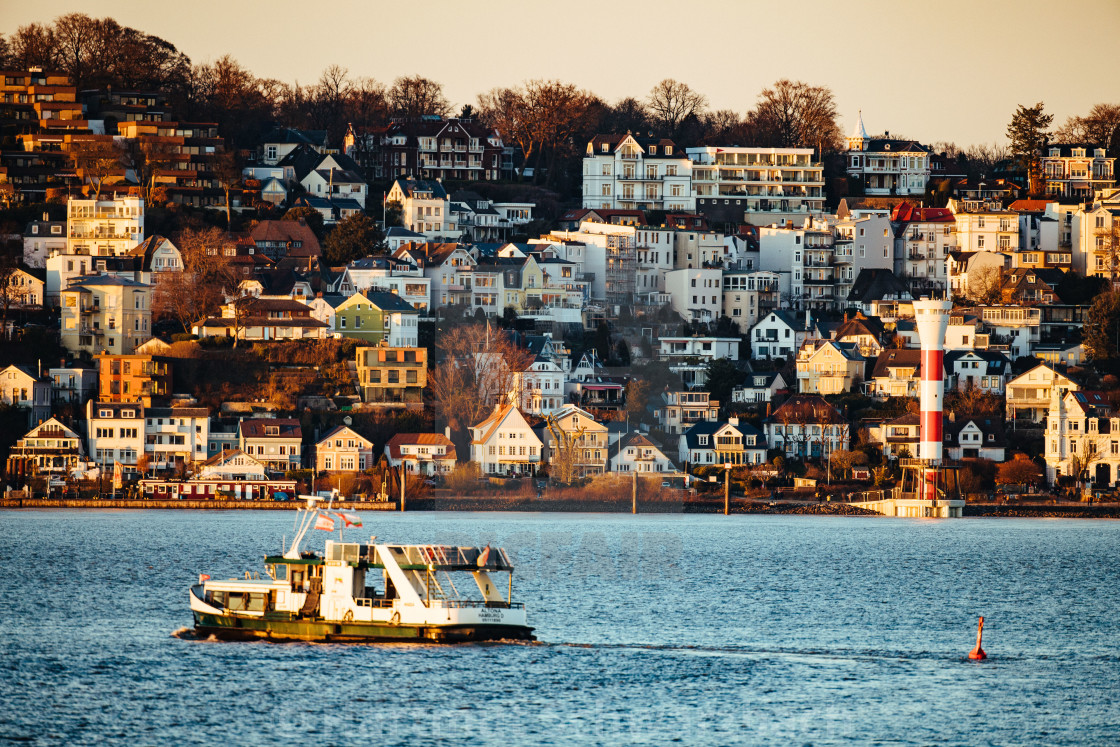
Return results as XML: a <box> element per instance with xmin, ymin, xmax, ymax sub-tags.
<box><xmin>239</xmin><ymin>418</ymin><xmax>303</xmax><ymax>472</ymax></box>
<box><xmin>951</xmin><ymin>199</ymin><xmax>1020</xmax><ymax>254</ymax></box>
<box><xmin>144</xmin><ymin>407</ymin><xmax>209</xmax><ymax>473</ymax></box>
<box><xmin>386</xmin><ymin>177</ymin><xmax>455</xmax><ymax>240</ymax></box>
<box><xmin>96</xmin><ymin>354</ymin><xmax>171</xmax><ymax>407</ymax></box>
<box><xmin>655</xmin><ymin>390</ymin><xmax>720</xmax><ymax>436</ymax></box>
<box><xmin>722</xmin><ymin>271</ymin><xmax>780</xmax><ymax>332</ymax></box>
<box><xmin>355</xmin><ymin>345</ymin><xmax>427</xmax><ymax>407</ymax></box>
<box><xmin>581</xmin><ymin>133</ymin><xmax>693</xmax><ymax>212</ymax></box>
<box><xmin>689</xmin><ymin>146</ymin><xmax>825</xmax><ymax>227</ymax></box>
<box><xmin>664</xmin><ymin>268</ymin><xmax>723</xmax><ymax>324</ymax></box>
<box><xmin>86</xmin><ymin>400</ymin><xmax>144</xmax><ymax>473</ymax></box>
<box><xmin>380</xmin><ymin>117</ymin><xmax>506</xmax><ymax>182</ymax></box>
<box><xmin>845</xmin><ymin>113</ymin><xmax>930</xmax><ymax>196</ymax></box>
<box><xmin>891</xmin><ymin>202</ymin><xmax>957</xmax><ymax>295</ymax></box>
<box><xmin>66</xmin><ymin>196</ymin><xmax>145</xmax><ymax>257</ymax></box>
<box><xmin>1041</xmin><ymin>144</ymin><xmax>1115</xmax><ymax>200</ymax></box>
<box><xmin>59</xmin><ymin>275</ymin><xmax>151</xmax><ymax>356</ymax></box>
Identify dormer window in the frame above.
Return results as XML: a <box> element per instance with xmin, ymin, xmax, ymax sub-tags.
<box><xmin>665</xmin><ymin>146</ymin><xmax>673</xmax><ymax>156</ymax></box>
<box><xmin>601</xmin><ymin>142</ymin><xmax>609</xmax><ymax>153</ymax></box>
<box><xmin>265</xmin><ymin>426</ymin><xmax>279</xmax><ymax>436</ymax></box>
<box><xmin>649</xmin><ymin>145</ymin><xmax>657</xmax><ymax>155</ymax></box>
<box><xmin>1049</xmin><ymin>148</ymin><xmax>1060</xmax><ymax>157</ymax></box>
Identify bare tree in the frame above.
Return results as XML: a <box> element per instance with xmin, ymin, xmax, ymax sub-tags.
<box><xmin>211</xmin><ymin>149</ymin><xmax>242</xmax><ymax>232</ymax></box>
<box><xmin>744</xmin><ymin>79</ymin><xmax>843</xmax><ymax>153</ymax></box>
<box><xmin>154</xmin><ymin>227</ymin><xmax>236</xmax><ymax>332</ymax></box>
<box><xmin>388</xmin><ymin>75</ymin><xmax>451</xmax><ymax>118</ymax></box>
<box><xmin>1054</xmin><ymin>103</ymin><xmax>1120</xmax><ymax>148</ymax></box>
<box><xmin>69</xmin><ymin>137</ymin><xmax>121</xmax><ymax>199</ymax></box>
<box><xmin>427</xmin><ymin>324</ymin><xmax>534</xmax><ymax>439</ymax></box>
<box><xmin>967</xmin><ymin>266</ymin><xmax>1005</xmax><ymax>306</ymax></box>
<box><xmin>647</xmin><ymin>79</ymin><xmax>708</xmax><ymax>139</ymax></box>
<box><xmin>545</xmin><ymin>415</ymin><xmax>587</xmax><ymax>484</ymax></box>
<box><xmin>120</xmin><ymin>138</ymin><xmax>174</xmax><ymax>203</ymax></box>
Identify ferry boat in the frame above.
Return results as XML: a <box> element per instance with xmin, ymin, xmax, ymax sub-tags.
<box><xmin>188</xmin><ymin>496</ymin><xmax>533</xmax><ymax>642</ymax></box>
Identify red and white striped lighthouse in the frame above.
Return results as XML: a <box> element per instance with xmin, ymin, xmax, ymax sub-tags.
<box><xmin>913</xmin><ymin>298</ymin><xmax>952</xmax><ymax>466</ymax></box>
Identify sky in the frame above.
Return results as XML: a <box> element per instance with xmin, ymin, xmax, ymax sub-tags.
<box><xmin>4</xmin><ymin>0</ymin><xmax>1119</xmax><ymax>147</ymax></box>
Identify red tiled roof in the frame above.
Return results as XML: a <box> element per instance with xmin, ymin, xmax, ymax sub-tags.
<box><xmin>385</xmin><ymin>432</ymin><xmax>456</xmax><ymax>461</ymax></box>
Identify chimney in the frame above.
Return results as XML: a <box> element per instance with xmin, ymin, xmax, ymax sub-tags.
<box><xmin>445</xmin><ymin>425</ymin><xmax>452</xmax><ymax>440</ymax></box>
<box><xmin>728</xmin><ymin>416</ymin><xmax>739</xmax><ymax>426</ymax></box>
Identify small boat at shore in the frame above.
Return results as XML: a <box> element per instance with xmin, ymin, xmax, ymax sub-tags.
<box><xmin>188</xmin><ymin>495</ymin><xmax>533</xmax><ymax>643</ymax></box>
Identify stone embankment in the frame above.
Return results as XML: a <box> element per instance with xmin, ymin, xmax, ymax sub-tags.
<box><xmin>0</xmin><ymin>497</ymin><xmax>395</xmax><ymax>510</ymax></box>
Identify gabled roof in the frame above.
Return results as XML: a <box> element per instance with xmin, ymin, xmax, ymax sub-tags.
<box><xmin>871</xmin><ymin>349</ymin><xmax>923</xmax><ymax>380</ymax></box>
<box><xmin>864</xmin><ymin>139</ymin><xmax>928</xmax><ymax>154</ymax></box>
<box><xmin>127</xmin><ymin>235</ymin><xmax>178</xmax><ymax>267</ymax></box>
<box><xmin>944</xmin><ymin>349</ymin><xmax>1010</xmax><ymax>372</ymax></box>
<box><xmin>681</xmin><ymin>419</ymin><xmax>765</xmax><ymax>450</ymax></box>
<box><xmin>471</xmin><ymin>404</ymin><xmax>538</xmax><ymax>446</ymax></box>
<box><xmin>847</xmin><ymin>269</ymin><xmax>910</xmax><ymax>303</ymax></box>
<box><xmin>945</xmin><ymin>416</ymin><xmax>1007</xmax><ymax>447</ymax></box>
<box><xmin>587</xmin><ymin>133</ymin><xmax>687</xmax><ymax>159</ymax></box>
<box><xmin>834</xmin><ymin>314</ymin><xmax>885</xmax><ymax>341</ymax></box>
<box><xmin>250</xmin><ymin>219</ymin><xmax>322</xmax><ymax>257</ymax></box>
<box><xmin>391</xmin><ymin>177</ymin><xmax>447</xmax><ymax>200</ymax></box>
<box><xmin>317</xmin><ymin>425</ymin><xmax>372</xmax><ymax>448</ymax></box>
<box><xmin>385</xmin><ymin>432</ymin><xmax>456</xmax><ymax>461</ymax></box>
<box><xmin>767</xmin><ymin>395</ymin><xmax>846</xmax><ymax>425</ymax></box>
<box><xmin>891</xmin><ymin>201</ymin><xmax>955</xmax><ymax>223</ymax></box>
<box><xmin>1008</xmin><ymin>199</ymin><xmax>1055</xmax><ymax>213</ymax></box>
<box><xmin>22</xmin><ymin>417</ymin><xmax>81</xmax><ymax>441</ymax></box>
<box><xmin>364</xmin><ymin>291</ymin><xmax>420</xmax><ymax>313</ymax></box>
<box><xmin>239</xmin><ymin>418</ymin><xmax>301</xmax><ymax>439</ymax></box>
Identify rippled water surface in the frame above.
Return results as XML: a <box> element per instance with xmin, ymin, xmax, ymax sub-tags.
<box><xmin>1</xmin><ymin>510</ymin><xmax>1119</xmax><ymax>745</ymax></box>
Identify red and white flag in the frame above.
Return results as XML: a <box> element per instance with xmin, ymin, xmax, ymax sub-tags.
<box><xmin>332</xmin><ymin>511</ymin><xmax>362</xmax><ymax>528</ymax></box>
<box><xmin>198</xmin><ymin>573</ymin><xmax>210</xmax><ymax>584</ymax></box>
<box><xmin>315</xmin><ymin>513</ymin><xmax>336</xmax><ymax>531</ymax></box>
<box><xmin>112</xmin><ymin>461</ymin><xmax>123</xmax><ymax>490</ymax></box>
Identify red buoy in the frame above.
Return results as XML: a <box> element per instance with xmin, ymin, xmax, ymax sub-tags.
<box><xmin>968</xmin><ymin>616</ymin><xmax>987</xmax><ymax>660</ymax></box>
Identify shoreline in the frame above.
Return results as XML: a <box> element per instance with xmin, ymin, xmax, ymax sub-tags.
<box><xmin>3</xmin><ymin>496</ymin><xmax>1119</xmax><ymax>518</ymax></box>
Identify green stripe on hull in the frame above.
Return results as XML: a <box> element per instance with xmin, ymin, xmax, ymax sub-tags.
<box><xmin>193</xmin><ymin>612</ymin><xmax>533</xmax><ymax>643</ymax></box>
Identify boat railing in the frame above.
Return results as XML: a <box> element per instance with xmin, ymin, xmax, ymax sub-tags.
<box><xmin>355</xmin><ymin>596</ymin><xmax>394</xmax><ymax>609</ymax></box>
<box><xmin>433</xmin><ymin>600</ymin><xmax>525</xmax><ymax>610</ymax></box>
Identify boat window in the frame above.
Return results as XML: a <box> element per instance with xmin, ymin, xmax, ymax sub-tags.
<box><xmin>266</xmin><ymin>564</ymin><xmax>287</xmax><ymax>581</ymax></box>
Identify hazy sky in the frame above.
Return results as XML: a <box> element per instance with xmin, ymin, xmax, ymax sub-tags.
<box><xmin>5</xmin><ymin>0</ymin><xmax>1119</xmax><ymax>147</ymax></box>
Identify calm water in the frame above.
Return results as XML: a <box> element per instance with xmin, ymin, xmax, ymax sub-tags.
<box><xmin>1</xmin><ymin>510</ymin><xmax>1119</xmax><ymax>745</ymax></box>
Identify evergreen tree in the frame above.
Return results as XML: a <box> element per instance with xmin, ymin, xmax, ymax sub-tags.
<box><xmin>1083</xmin><ymin>290</ymin><xmax>1120</xmax><ymax>361</ymax></box>
<box><xmin>594</xmin><ymin>322</ymin><xmax>612</xmax><ymax>364</ymax></box>
<box><xmin>703</xmin><ymin>358</ymin><xmax>742</xmax><ymax>404</ymax></box>
<box><xmin>1006</xmin><ymin>102</ymin><xmax>1054</xmax><ymax>196</ymax></box>
<box><xmin>323</xmin><ymin>213</ymin><xmax>383</xmax><ymax>265</ymax></box>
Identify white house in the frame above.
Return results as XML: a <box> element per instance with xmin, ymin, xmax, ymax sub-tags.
<box><xmin>0</xmin><ymin>364</ymin><xmax>51</xmax><ymax>426</ymax></box>
<box><xmin>143</xmin><ymin>406</ymin><xmax>209</xmax><ymax>473</ymax></box>
<box><xmin>610</xmin><ymin>432</ymin><xmax>676</xmax><ymax>473</ymax></box>
<box><xmin>1006</xmin><ymin>363</ymin><xmax>1080</xmax><ymax>424</ymax></box>
<box><xmin>23</xmin><ymin>216</ymin><xmax>66</xmax><ymax>268</ymax></box>
<box><xmin>764</xmin><ymin>395</ymin><xmax>849</xmax><ymax>459</ymax></box>
<box><xmin>678</xmin><ymin>418</ymin><xmax>768</xmax><ymax>468</ymax></box>
<box><xmin>845</xmin><ymin>113</ymin><xmax>930</xmax><ymax>196</ymax></box>
<box><xmin>384</xmin><ymin>433</ymin><xmax>457</xmax><ymax>475</ymax></box>
<box><xmin>655</xmin><ymin>390</ymin><xmax>721</xmax><ymax>436</ymax></box>
<box><xmin>663</xmin><ymin>268</ymin><xmax>723</xmax><ymax>324</ymax></box>
<box><xmin>749</xmin><ymin>310</ymin><xmax>813</xmax><ymax>360</ymax></box>
<box><xmin>581</xmin><ymin>133</ymin><xmax>694</xmax><ymax>212</ymax></box>
<box><xmin>470</xmin><ymin>404</ymin><xmax>542</xmax><ymax>476</ymax></box>
<box><xmin>197</xmin><ymin>449</ymin><xmax>269</xmax><ymax>481</ymax></box>
<box><xmin>386</xmin><ymin>178</ymin><xmax>454</xmax><ymax>240</ymax></box>
<box><xmin>512</xmin><ymin>357</ymin><xmax>566</xmax><ymax>416</ymax></box>
<box><xmin>944</xmin><ymin>350</ymin><xmax>1010</xmax><ymax>395</ymax></box>
<box><xmin>731</xmin><ymin>371</ymin><xmax>788</xmax><ymax>405</ymax></box>
<box><xmin>86</xmin><ymin>399</ymin><xmax>145</xmax><ymax>474</ymax></box>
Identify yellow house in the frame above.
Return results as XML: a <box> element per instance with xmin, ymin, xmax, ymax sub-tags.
<box><xmin>542</xmin><ymin>404</ymin><xmax>609</xmax><ymax>478</ymax></box>
<box><xmin>796</xmin><ymin>341</ymin><xmax>865</xmax><ymax>395</ymax></box>
<box><xmin>60</xmin><ymin>275</ymin><xmax>151</xmax><ymax>356</ymax></box>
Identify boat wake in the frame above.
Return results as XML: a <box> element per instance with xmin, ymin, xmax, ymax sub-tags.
<box><xmin>539</xmin><ymin>641</ymin><xmax>1011</xmax><ymax>663</ymax></box>
<box><xmin>170</xmin><ymin>627</ymin><xmax>222</xmax><ymax>642</ymax></box>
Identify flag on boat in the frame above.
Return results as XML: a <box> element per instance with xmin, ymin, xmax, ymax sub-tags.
<box><xmin>198</xmin><ymin>574</ymin><xmax>210</xmax><ymax>584</ymax></box>
<box><xmin>477</xmin><ymin>544</ymin><xmax>491</xmax><ymax>567</ymax></box>
<box><xmin>332</xmin><ymin>511</ymin><xmax>362</xmax><ymax>528</ymax></box>
<box><xmin>315</xmin><ymin>512</ymin><xmax>336</xmax><ymax>531</ymax></box>
<box><xmin>112</xmin><ymin>461</ymin><xmax>123</xmax><ymax>489</ymax></box>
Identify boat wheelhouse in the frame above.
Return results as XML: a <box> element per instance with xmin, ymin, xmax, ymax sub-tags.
<box><xmin>189</xmin><ymin>497</ymin><xmax>532</xmax><ymax>642</ymax></box>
